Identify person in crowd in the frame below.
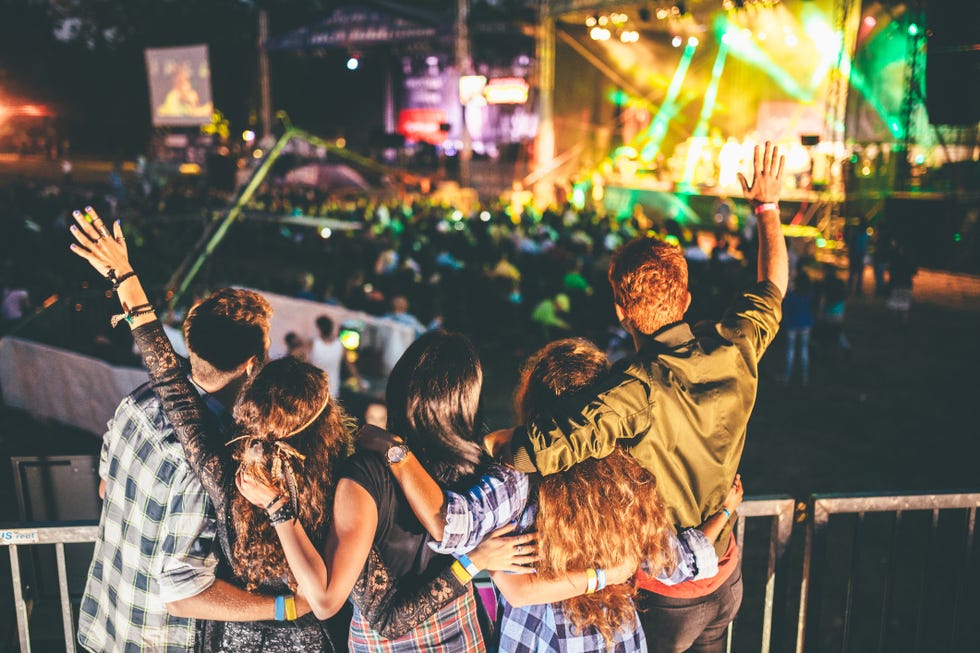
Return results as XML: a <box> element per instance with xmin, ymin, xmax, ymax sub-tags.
<box><xmin>817</xmin><ymin>262</ymin><xmax>851</xmax><ymax>355</ymax></box>
<box><xmin>74</xmin><ymin>272</ymin><xmax>315</xmax><ymax>652</ymax></box>
<box><xmin>886</xmin><ymin>242</ymin><xmax>917</xmax><ymax>325</ymax></box>
<box><xmin>0</xmin><ymin>276</ymin><xmax>30</xmax><ymax>330</ymax></box>
<box><xmin>361</xmin><ymin>338</ymin><xmax>745</xmax><ymax>652</ymax></box>
<box><xmin>363</xmin><ymin>401</ymin><xmax>387</xmax><ymax>429</ymax></box>
<box><xmin>485</xmin><ymin>143</ymin><xmax>788</xmax><ymax>653</ymax></box>
<box><xmin>847</xmin><ymin>218</ymin><xmax>870</xmax><ymax>296</ymax></box>
<box><xmin>782</xmin><ymin>272</ymin><xmax>815</xmax><ymax>385</ymax></box>
<box><xmin>384</xmin><ymin>295</ymin><xmax>427</xmax><ymax>336</ymax></box>
<box><xmin>68</xmin><ymin>209</ymin><xmax>526</xmax><ymax>652</ymax></box>
<box><xmin>284</xmin><ymin>331</ymin><xmax>308</xmax><ymax>361</ymax></box>
<box><xmin>308</xmin><ymin>315</ymin><xmax>360</xmax><ymax>399</ymax></box>
<box><xmin>530</xmin><ymin>293</ymin><xmax>571</xmax><ymax>342</ymax></box>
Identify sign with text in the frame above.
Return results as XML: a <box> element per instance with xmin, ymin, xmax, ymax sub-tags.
<box><xmin>397</xmin><ymin>108</ymin><xmax>448</xmax><ymax>145</ymax></box>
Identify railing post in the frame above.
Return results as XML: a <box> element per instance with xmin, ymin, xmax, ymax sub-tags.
<box><xmin>8</xmin><ymin>543</ymin><xmax>32</xmax><ymax>653</ymax></box>
<box><xmin>798</xmin><ymin>496</ymin><xmax>829</xmax><ymax>653</ymax></box>
<box><xmin>55</xmin><ymin>542</ymin><xmax>76</xmax><ymax>653</ymax></box>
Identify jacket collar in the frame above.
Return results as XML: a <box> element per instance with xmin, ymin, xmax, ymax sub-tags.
<box><xmin>636</xmin><ymin>320</ymin><xmax>695</xmax><ymax>355</ymax></box>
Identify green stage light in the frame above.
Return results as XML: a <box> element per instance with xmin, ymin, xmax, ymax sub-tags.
<box><xmin>639</xmin><ymin>39</ymin><xmax>698</xmax><ymax>162</ymax></box>
<box><xmin>682</xmin><ymin>41</ymin><xmax>730</xmax><ymax>185</ymax></box>
<box><xmin>908</xmin><ymin>23</ymin><xmax>919</xmax><ymax>36</ymax></box>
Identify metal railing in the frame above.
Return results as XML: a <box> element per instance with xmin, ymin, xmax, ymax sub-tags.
<box><xmin>796</xmin><ymin>492</ymin><xmax>980</xmax><ymax>653</ymax></box>
<box><xmin>2</xmin><ymin>522</ymin><xmax>98</xmax><ymax>653</ymax></box>
<box><xmin>3</xmin><ymin>492</ymin><xmax>978</xmax><ymax>653</ymax></box>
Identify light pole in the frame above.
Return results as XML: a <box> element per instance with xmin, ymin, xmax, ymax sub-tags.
<box><xmin>456</xmin><ymin>0</ymin><xmax>473</xmax><ymax>188</ymax></box>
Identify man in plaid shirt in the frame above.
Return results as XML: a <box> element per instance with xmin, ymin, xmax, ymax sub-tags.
<box><xmin>78</xmin><ymin>289</ymin><xmax>297</xmax><ymax>652</ymax></box>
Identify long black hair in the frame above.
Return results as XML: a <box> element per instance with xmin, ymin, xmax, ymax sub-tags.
<box><xmin>385</xmin><ymin>330</ymin><xmax>487</xmax><ymax>491</ymax></box>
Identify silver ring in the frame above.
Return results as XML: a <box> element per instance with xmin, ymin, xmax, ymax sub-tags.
<box><xmin>516</xmin><ymin>545</ymin><xmax>523</xmax><ymax>554</ymax></box>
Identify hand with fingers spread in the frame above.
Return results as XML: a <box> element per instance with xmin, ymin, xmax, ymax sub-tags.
<box><xmin>68</xmin><ymin>207</ymin><xmax>156</xmax><ymax>327</ymax></box>
<box><xmin>466</xmin><ymin>524</ymin><xmax>538</xmax><ymax>574</ymax></box>
<box><xmin>737</xmin><ymin>141</ymin><xmax>786</xmax><ymax>209</ymax></box>
<box><xmin>68</xmin><ymin>206</ymin><xmax>132</xmax><ymax>280</ymax></box>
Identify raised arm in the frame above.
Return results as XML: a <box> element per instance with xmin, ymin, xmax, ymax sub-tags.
<box><xmin>69</xmin><ymin>209</ymin><xmax>232</xmax><ymax>521</ymax></box>
<box><xmin>738</xmin><ymin>141</ymin><xmax>789</xmax><ymax>296</ymax></box>
<box><xmin>357</xmin><ymin>425</ymin><xmax>531</xmax><ymax>550</ymax></box>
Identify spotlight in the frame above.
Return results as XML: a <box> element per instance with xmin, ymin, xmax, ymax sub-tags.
<box><xmin>688</xmin><ymin>36</ymin><xmax>699</xmax><ymax>46</ymax></box>
<box><xmin>863</xmin><ymin>16</ymin><xmax>877</xmax><ymax>28</ymax></box>
<box><xmin>347</xmin><ymin>55</ymin><xmax>359</xmax><ymax>70</ymax></box>
<box><xmin>671</xmin><ymin>35</ymin><xmax>683</xmax><ymax>47</ymax></box>
<box><xmin>586</xmin><ymin>15</ymin><xmax>597</xmax><ymax>27</ymax></box>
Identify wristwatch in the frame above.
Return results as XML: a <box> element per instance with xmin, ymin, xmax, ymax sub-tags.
<box><xmin>385</xmin><ymin>443</ymin><xmax>410</xmax><ymax>466</ymax></box>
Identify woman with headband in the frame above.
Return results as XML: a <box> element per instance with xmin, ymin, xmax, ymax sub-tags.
<box><xmin>68</xmin><ymin>208</ymin><xmax>526</xmax><ymax>652</ymax></box>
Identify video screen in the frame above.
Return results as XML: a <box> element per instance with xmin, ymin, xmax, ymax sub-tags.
<box><xmin>145</xmin><ymin>45</ymin><xmax>214</xmax><ymax>127</ymax></box>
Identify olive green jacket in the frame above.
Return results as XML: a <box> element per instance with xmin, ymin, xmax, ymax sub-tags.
<box><xmin>510</xmin><ymin>280</ymin><xmax>783</xmax><ymax>556</ymax></box>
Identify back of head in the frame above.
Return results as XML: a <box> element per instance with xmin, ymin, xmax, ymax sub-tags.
<box><xmin>229</xmin><ymin>356</ymin><xmax>352</xmax><ymax>590</ymax></box>
<box><xmin>184</xmin><ymin>288</ymin><xmax>272</xmax><ymax>386</ymax></box>
<box><xmin>315</xmin><ymin>315</ymin><xmax>334</xmax><ymax>339</ymax></box>
<box><xmin>608</xmin><ymin>237</ymin><xmax>688</xmax><ymax>334</ymax></box>
<box><xmin>385</xmin><ymin>330</ymin><xmax>485</xmax><ymax>490</ymax></box>
<box><xmin>518</xmin><ymin>338</ymin><xmax>674</xmax><ymax>643</ymax></box>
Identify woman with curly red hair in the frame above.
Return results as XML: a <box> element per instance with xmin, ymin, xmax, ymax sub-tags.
<box><xmin>362</xmin><ymin>338</ymin><xmax>743</xmax><ymax>651</ymax></box>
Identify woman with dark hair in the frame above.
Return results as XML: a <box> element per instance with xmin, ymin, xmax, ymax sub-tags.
<box><xmin>362</xmin><ymin>338</ymin><xmax>744</xmax><ymax>651</ymax></box>
<box><xmin>68</xmin><ymin>210</ymin><xmax>522</xmax><ymax>652</ymax></box>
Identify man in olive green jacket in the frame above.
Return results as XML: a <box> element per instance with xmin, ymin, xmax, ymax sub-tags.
<box><xmin>503</xmin><ymin>143</ymin><xmax>788</xmax><ymax>652</ymax></box>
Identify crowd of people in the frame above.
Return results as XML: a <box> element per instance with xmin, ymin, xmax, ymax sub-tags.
<box><xmin>63</xmin><ymin>142</ymin><xmax>788</xmax><ymax>653</ymax></box>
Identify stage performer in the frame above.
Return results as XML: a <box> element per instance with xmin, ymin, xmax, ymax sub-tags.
<box><xmin>68</xmin><ymin>210</ymin><xmax>525</xmax><ymax>652</ymax></box>
<box><xmin>359</xmin><ymin>338</ymin><xmax>746</xmax><ymax>652</ymax></box>
<box><xmin>492</xmin><ymin>142</ymin><xmax>788</xmax><ymax>652</ymax></box>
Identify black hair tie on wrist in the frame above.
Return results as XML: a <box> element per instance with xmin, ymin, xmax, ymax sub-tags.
<box><xmin>111</xmin><ymin>270</ymin><xmax>137</xmax><ymax>291</ymax></box>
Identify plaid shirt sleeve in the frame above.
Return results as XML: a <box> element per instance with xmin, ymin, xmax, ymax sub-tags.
<box><xmin>152</xmin><ymin>464</ymin><xmax>219</xmax><ymax>604</ymax></box>
<box><xmin>99</xmin><ymin>421</ymin><xmax>113</xmax><ymax>481</ymax></box>
<box><xmin>649</xmin><ymin>527</ymin><xmax>719</xmax><ymax>586</ymax></box>
<box><xmin>429</xmin><ymin>464</ymin><xmax>530</xmax><ymax>555</ymax></box>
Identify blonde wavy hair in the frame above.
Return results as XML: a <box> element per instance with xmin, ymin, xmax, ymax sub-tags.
<box><xmin>228</xmin><ymin>357</ymin><xmax>354</xmax><ymax>591</ymax></box>
<box><xmin>516</xmin><ymin>339</ymin><xmax>675</xmax><ymax>643</ymax></box>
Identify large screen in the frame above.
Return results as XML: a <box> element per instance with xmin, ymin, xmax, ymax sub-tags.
<box><xmin>145</xmin><ymin>45</ymin><xmax>213</xmax><ymax>127</ymax></box>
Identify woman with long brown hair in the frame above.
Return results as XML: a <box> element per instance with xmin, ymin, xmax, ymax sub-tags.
<box><xmin>362</xmin><ymin>338</ymin><xmax>743</xmax><ymax>651</ymax></box>
<box><xmin>67</xmin><ymin>209</ymin><xmax>522</xmax><ymax>652</ymax></box>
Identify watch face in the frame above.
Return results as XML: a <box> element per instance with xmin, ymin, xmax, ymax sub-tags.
<box><xmin>386</xmin><ymin>444</ymin><xmax>409</xmax><ymax>464</ymax></box>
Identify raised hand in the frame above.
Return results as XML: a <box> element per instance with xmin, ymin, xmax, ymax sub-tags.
<box><xmin>737</xmin><ymin>141</ymin><xmax>785</xmax><ymax>207</ymax></box>
<box><xmin>68</xmin><ymin>207</ymin><xmax>131</xmax><ymax>279</ymax></box>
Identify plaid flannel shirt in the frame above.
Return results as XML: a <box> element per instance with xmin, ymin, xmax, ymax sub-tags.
<box><xmin>78</xmin><ymin>382</ymin><xmax>227</xmax><ymax>653</ymax></box>
<box><xmin>432</xmin><ymin>464</ymin><xmax>718</xmax><ymax>652</ymax></box>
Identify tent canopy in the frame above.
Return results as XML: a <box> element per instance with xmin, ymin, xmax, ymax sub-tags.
<box><xmin>266</xmin><ymin>1</ymin><xmax>448</xmax><ymax>51</ymax></box>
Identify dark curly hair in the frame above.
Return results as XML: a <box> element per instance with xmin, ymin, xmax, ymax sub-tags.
<box><xmin>228</xmin><ymin>356</ymin><xmax>353</xmax><ymax>591</ymax></box>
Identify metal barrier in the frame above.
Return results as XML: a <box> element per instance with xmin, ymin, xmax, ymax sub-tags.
<box><xmin>2</xmin><ymin>492</ymin><xmax>978</xmax><ymax>652</ymax></box>
<box><xmin>730</xmin><ymin>495</ymin><xmax>796</xmax><ymax>653</ymax></box>
<box><xmin>1</xmin><ymin>522</ymin><xmax>98</xmax><ymax>653</ymax></box>
<box><xmin>796</xmin><ymin>492</ymin><xmax>980</xmax><ymax>653</ymax></box>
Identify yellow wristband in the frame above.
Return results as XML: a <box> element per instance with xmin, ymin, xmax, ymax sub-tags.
<box><xmin>585</xmin><ymin>568</ymin><xmax>598</xmax><ymax>594</ymax></box>
<box><xmin>284</xmin><ymin>595</ymin><xmax>297</xmax><ymax>621</ymax></box>
<box><xmin>451</xmin><ymin>560</ymin><xmax>473</xmax><ymax>584</ymax></box>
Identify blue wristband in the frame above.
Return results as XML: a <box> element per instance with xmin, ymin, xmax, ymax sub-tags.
<box><xmin>596</xmin><ymin>568</ymin><xmax>607</xmax><ymax>591</ymax></box>
<box><xmin>722</xmin><ymin>507</ymin><xmax>732</xmax><ymax>520</ymax></box>
<box><xmin>275</xmin><ymin>594</ymin><xmax>285</xmax><ymax>621</ymax></box>
<box><xmin>457</xmin><ymin>553</ymin><xmax>480</xmax><ymax>577</ymax></box>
